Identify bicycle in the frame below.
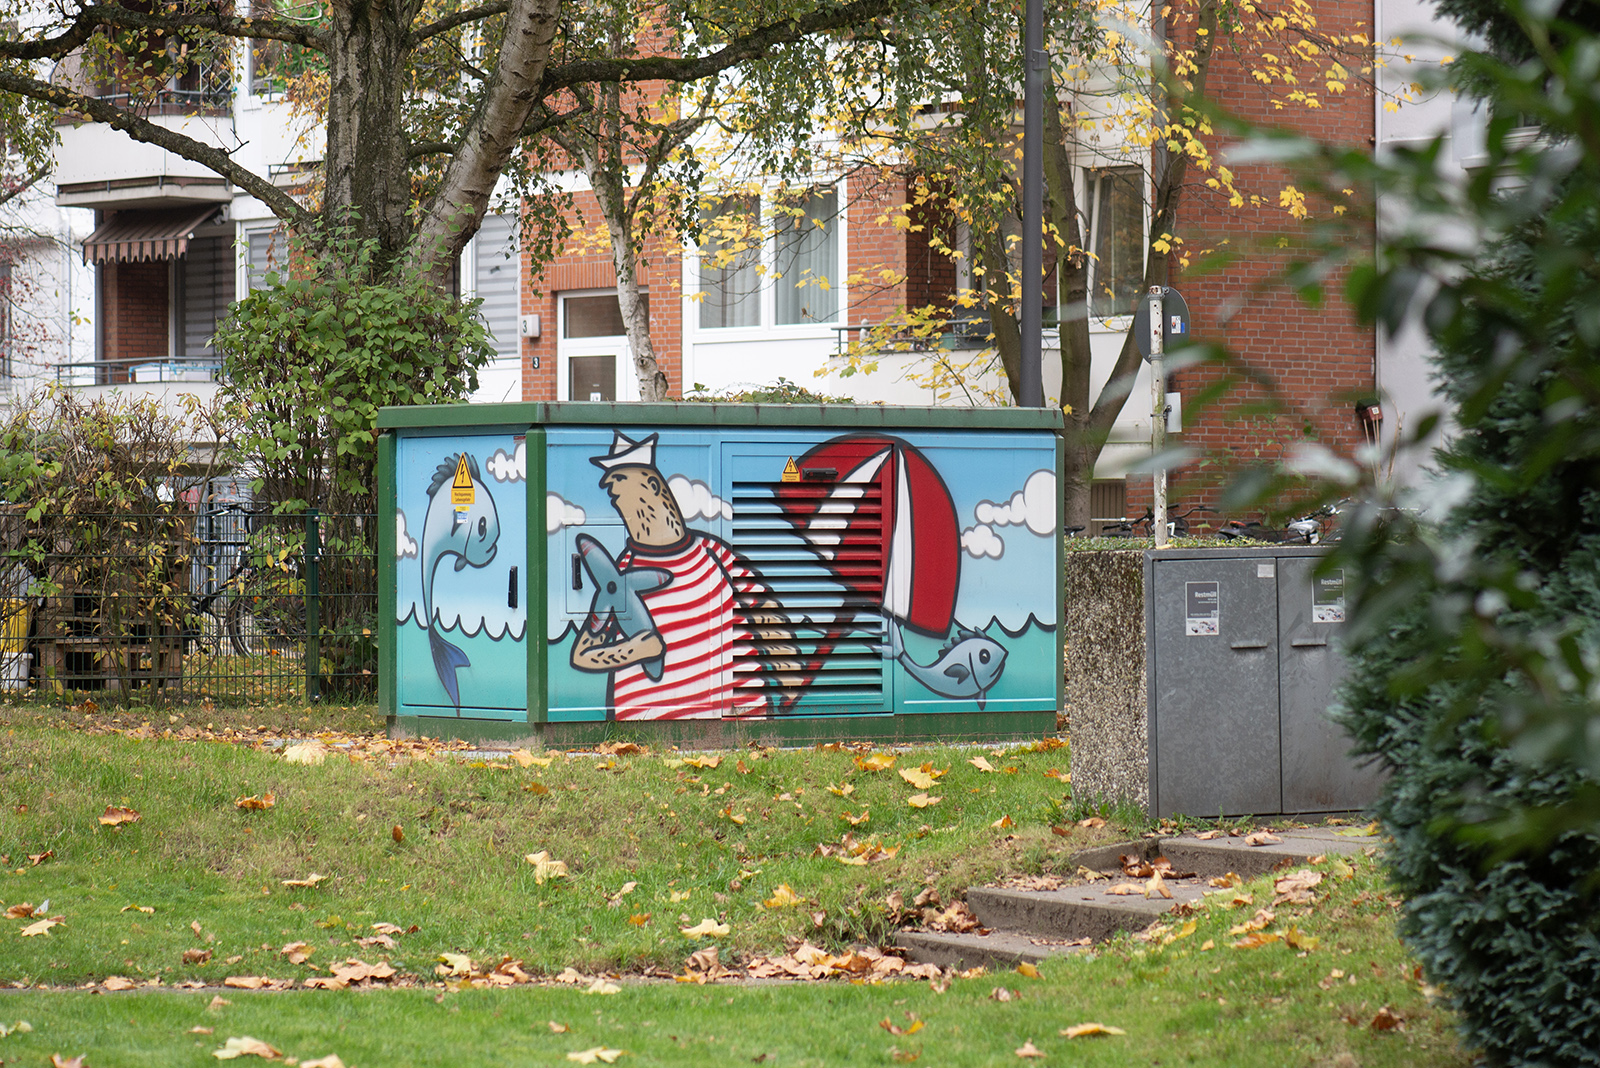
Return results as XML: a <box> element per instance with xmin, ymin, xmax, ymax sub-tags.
<box><xmin>185</xmin><ymin>508</ymin><xmax>304</xmax><ymax>657</ymax></box>
<box><xmin>1098</xmin><ymin>504</ymin><xmax>1216</xmax><ymax>539</ymax></box>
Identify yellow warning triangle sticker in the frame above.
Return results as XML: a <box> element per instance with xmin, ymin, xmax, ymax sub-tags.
<box><xmin>451</xmin><ymin>454</ymin><xmax>475</xmax><ymax>511</ymax></box>
<box><xmin>781</xmin><ymin>456</ymin><xmax>801</xmax><ymax>483</ymax></box>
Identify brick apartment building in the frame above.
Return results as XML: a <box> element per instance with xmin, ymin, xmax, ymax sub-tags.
<box><xmin>39</xmin><ymin>0</ymin><xmax>1460</xmax><ymax>519</ymax></box>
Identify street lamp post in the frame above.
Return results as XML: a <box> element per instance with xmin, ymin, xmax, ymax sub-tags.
<box><xmin>1019</xmin><ymin>0</ymin><xmax>1044</xmax><ymax>408</ymax></box>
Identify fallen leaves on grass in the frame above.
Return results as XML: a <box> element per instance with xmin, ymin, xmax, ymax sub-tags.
<box><xmin>1078</xmin><ymin>816</ymin><xmax>1106</xmax><ymax>829</ymax></box>
<box><xmin>548</xmin><ymin>1022</ymin><xmax>571</xmax><ymax>1034</ymax></box>
<box><xmin>1367</xmin><ymin>1006</ymin><xmax>1405</xmax><ymax>1031</ymax></box>
<box><xmin>680</xmin><ymin>918</ymin><xmax>730</xmax><ymax>938</ymax></box>
<box><xmin>234</xmin><ymin>793</ymin><xmax>275</xmax><ymax>811</ymax></box>
<box><xmin>523</xmin><ymin>782</ymin><xmax>550</xmax><ymax>796</ymax></box>
<box><xmin>27</xmin><ymin>850</ymin><xmax>53</xmax><ymax>866</ymax></box>
<box><xmin>815</xmin><ymin>833</ymin><xmax>899</xmax><ymax>865</ymax></box>
<box><xmin>853</xmin><ymin>752</ymin><xmax>896</xmax><ymax>772</ymax></box>
<box><xmin>682</xmin><ymin>755</ymin><xmax>721</xmax><ymax>769</ymax></box>
<box><xmin>0</xmin><ymin>1021</ymin><xmax>33</xmax><ymax>1037</ymax></box>
<box><xmin>898</xmin><ymin>766</ymin><xmax>940</xmax><ymax>790</ymax></box>
<box><xmin>566</xmin><ymin>1048</ymin><xmax>624</xmax><ymax>1064</ymax></box>
<box><xmin>745</xmin><ymin>943</ymin><xmax>937</xmax><ymax>981</ymax></box>
<box><xmin>280</xmin><ymin>873</ymin><xmax>326</xmax><ymax>888</ymax></box>
<box><xmin>606</xmin><ymin>881</ymin><xmax>639</xmax><ymax>907</ymax></box>
<box><xmin>826</xmin><ymin>783</ymin><xmax>855</xmax><ymax>797</ymax></box>
<box><xmin>1061</xmin><ymin>1023</ymin><xmax>1127</xmax><ymax>1038</ymax></box>
<box><xmin>5</xmin><ymin>902</ymin><xmax>42</xmax><ymax>919</ymax></box>
<box><xmin>98</xmin><ymin>806</ymin><xmax>140</xmax><ymax>827</ymax></box>
<box><xmin>120</xmin><ymin>904</ymin><xmax>155</xmax><ymax>914</ymax></box>
<box><xmin>20</xmin><ymin>917</ymin><xmax>62</xmax><ymax>936</ymax></box>
<box><xmin>102</xmin><ymin>976</ymin><xmax>136</xmax><ymax>991</ymax></box>
<box><xmin>1231</xmin><ymin>931</ymin><xmax>1282</xmax><ymax>949</ymax></box>
<box><xmin>301</xmin><ymin>1057</ymin><xmax>347</xmax><ymax>1068</ymax></box>
<box><xmin>212</xmin><ymin>1035</ymin><xmax>282</xmax><ymax>1059</ymax></box>
<box><xmin>1244</xmin><ymin>831</ymin><xmax>1283</xmax><ymax>846</ymax></box>
<box><xmin>1284</xmin><ymin>926</ymin><xmax>1319</xmax><ymax>952</ymax></box>
<box><xmin>183</xmin><ymin>948</ymin><xmax>214</xmax><ymax>965</ymax></box>
<box><xmin>50</xmin><ymin>1056</ymin><xmax>86</xmax><ymax>1068</ymax></box>
<box><xmin>1273</xmin><ymin>869</ymin><xmax>1324</xmax><ymax>905</ymax></box>
<box><xmin>906</xmin><ymin>793</ymin><xmax>941</xmax><ymax>809</ymax></box>
<box><xmin>585</xmin><ymin>979</ymin><xmax>621</xmax><ymax>995</ymax></box>
<box><xmin>303</xmin><ymin>959</ymin><xmax>397</xmax><ymax>989</ymax></box>
<box><xmin>627</xmin><ymin>913</ymin><xmax>651</xmax><ymax>926</ymax></box>
<box><xmin>991</xmin><ymin>815</ymin><xmax>1014</xmax><ymax>830</ymax></box>
<box><xmin>763</xmin><ymin>884</ymin><xmax>806</xmax><ymax>909</ymax></box>
<box><xmin>879</xmin><ymin>1015</ymin><xmax>925</xmax><ymax>1037</ymax></box>
<box><xmin>282</xmin><ymin>741</ymin><xmax>328</xmax><ymax>765</ymax></box>
<box><xmin>1208</xmin><ymin>873</ymin><xmax>1243</xmax><ymax>888</ymax></box>
<box><xmin>842</xmin><ymin>808</ymin><xmax>870</xmax><ymax>827</ymax></box>
<box><xmin>1015</xmin><ymin>962</ymin><xmax>1041</xmax><ymax>979</ymax></box>
<box><xmin>1228</xmin><ymin>909</ymin><xmax>1276</xmax><ymax>935</ymax></box>
<box><xmin>1336</xmin><ymin>821</ymin><xmax>1382</xmax><ymax>837</ymax></box>
<box><xmin>1014</xmin><ymin>1039</ymin><xmax>1045</xmax><ymax>1058</ymax></box>
<box><xmin>968</xmin><ymin>756</ymin><xmax>996</xmax><ymax>772</ymax></box>
<box><xmin>280</xmin><ymin>942</ymin><xmax>312</xmax><ymax>964</ymax></box>
<box><xmin>718</xmin><ymin>805</ymin><xmax>745</xmax><ymax>826</ymax></box>
<box><xmin>525</xmin><ymin>851</ymin><xmax>569</xmax><ymax>884</ymax></box>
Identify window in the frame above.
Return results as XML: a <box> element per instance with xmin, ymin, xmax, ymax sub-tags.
<box><xmin>698</xmin><ymin>196</ymin><xmax>761</xmax><ymax>329</ymax></box>
<box><xmin>1084</xmin><ymin>167</ymin><xmax>1144</xmax><ymax>319</ymax></box>
<box><xmin>244</xmin><ymin>225</ymin><xmax>285</xmax><ymax>291</ymax></box>
<box><xmin>774</xmin><ymin>189</ymin><xmax>839</xmax><ymax>325</ymax></box>
<box><xmin>697</xmin><ymin>187</ymin><xmax>840</xmax><ymax>330</ymax></box>
<box><xmin>247</xmin><ymin>0</ymin><xmax>322</xmax><ymax>98</ymax></box>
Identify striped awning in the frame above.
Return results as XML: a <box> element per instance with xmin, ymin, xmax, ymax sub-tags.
<box><xmin>82</xmin><ymin>205</ymin><xmax>223</xmax><ymax>265</ymax></box>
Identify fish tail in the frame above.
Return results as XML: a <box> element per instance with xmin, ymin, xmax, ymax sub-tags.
<box><xmin>874</xmin><ymin>617</ymin><xmax>905</xmax><ymax>662</ymax></box>
<box><xmin>429</xmin><ymin>627</ymin><xmax>471</xmax><ymax>709</ymax></box>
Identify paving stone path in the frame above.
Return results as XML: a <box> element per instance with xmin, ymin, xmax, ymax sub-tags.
<box><xmin>896</xmin><ymin>828</ymin><xmax>1373</xmax><ymax>971</ymax></box>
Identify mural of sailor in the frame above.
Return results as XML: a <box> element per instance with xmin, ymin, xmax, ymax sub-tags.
<box><xmin>772</xmin><ymin>435</ymin><xmax>1010</xmax><ymax>710</ymax></box>
<box><xmin>417</xmin><ymin>452</ymin><xmax>502</xmax><ymax>709</ymax></box>
<box><xmin>571</xmin><ymin>431</ymin><xmax>798</xmax><ymax>719</ymax></box>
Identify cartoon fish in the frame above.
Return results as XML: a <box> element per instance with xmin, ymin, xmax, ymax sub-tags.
<box><xmin>421</xmin><ymin>453</ymin><xmax>501</xmax><ymax>708</ymax></box>
<box><xmin>883</xmin><ymin>620</ymin><xmax>1008</xmax><ymax>710</ymax></box>
<box><xmin>574</xmin><ymin>533</ymin><xmax>672</xmax><ymax>681</ymax></box>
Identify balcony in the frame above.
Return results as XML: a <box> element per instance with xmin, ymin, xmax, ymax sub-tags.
<box><xmin>51</xmin><ymin>57</ymin><xmax>236</xmax><ymax>211</ymax></box>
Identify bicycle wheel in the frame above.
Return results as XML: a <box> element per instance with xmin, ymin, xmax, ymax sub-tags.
<box><xmin>226</xmin><ymin>594</ymin><xmax>260</xmax><ymax>657</ymax></box>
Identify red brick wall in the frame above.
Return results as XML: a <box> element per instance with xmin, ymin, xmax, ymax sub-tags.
<box><xmin>521</xmin><ymin>190</ymin><xmax>683</xmax><ymax>401</ymax></box>
<box><xmin>1125</xmin><ymin>0</ymin><xmax>1378</xmax><ymax>523</ymax></box>
<box><xmin>100</xmin><ymin>259</ymin><xmax>169</xmax><ymax>384</ymax></box>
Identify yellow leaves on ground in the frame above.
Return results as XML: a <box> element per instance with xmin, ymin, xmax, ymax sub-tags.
<box><xmin>510</xmin><ymin>748</ymin><xmax>553</xmax><ymax>768</ymax></box>
<box><xmin>20</xmin><ymin>917</ymin><xmax>62</xmax><ymax>937</ymax></box>
<box><xmin>1229</xmin><ymin>909</ymin><xmax>1276</xmax><ymax>936</ymax></box>
<box><xmin>548</xmin><ymin>1021</ymin><xmax>571</xmax><ymax>1034</ymax></box>
<box><xmin>5</xmin><ymin>902</ymin><xmax>45</xmax><ymax>919</ymax></box>
<box><xmin>680</xmin><ymin>918</ymin><xmax>730</xmax><ymax>938</ymax></box>
<box><xmin>826</xmin><ymin>782</ymin><xmax>855</xmax><ymax>797</ymax></box>
<box><xmin>584</xmin><ymin>979</ymin><xmax>621</xmax><ymax>995</ymax></box>
<box><xmin>718</xmin><ymin>805</ymin><xmax>745</xmax><ymax>825</ymax></box>
<box><xmin>1043</xmin><ymin>768</ymin><xmax>1070</xmax><ymax>784</ymax></box>
<box><xmin>854</xmin><ymin>752</ymin><xmax>896</xmax><ymax>772</ymax></box>
<box><xmin>763</xmin><ymin>884</ymin><xmax>806</xmax><ymax>909</ymax></box>
<box><xmin>880</xmin><ymin>1015</ymin><xmax>925</xmax><ymax>1036</ymax></box>
<box><xmin>280</xmin><ymin>942</ymin><xmax>312</xmax><ymax>965</ymax></box>
<box><xmin>606</xmin><ymin>881</ymin><xmax>638</xmax><ymax>908</ymax></box>
<box><xmin>435</xmin><ymin>953</ymin><xmax>473</xmax><ymax>977</ymax></box>
<box><xmin>52</xmin><ymin>1055</ymin><xmax>86</xmax><ymax>1068</ymax></box>
<box><xmin>302</xmin><ymin>1058</ymin><xmax>347</xmax><ymax>1068</ymax></box>
<box><xmin>842</xmin><ymin>808</ymin><xmax>870</xmax><ymax>827</ymax></box>
<box><xmin>1273</xmin><ymin>869</ymin><xmax>1323</xmax><ymax>905</ymax></box>
<box><xmin>1061</xmin><ymin>1023</ymin><xmax>1127</xmax><ymax>1038</ymax></box>
<box><xmin>212</xmin><ymin>1035</ymin><xmax>282</xmax><ymax>1059</ymax></box>
<box><xmin>1284</xmin><ymin>925</ymin><xmax>1320</xmax><ymax>951</ymax></box>
<box><xmin>280</xmin><ymin>873</ymin><xmax>326</xmax><ymax>888</ymax></box>
<box><xmin>627</xmin><ymin>913</ymin><xmax>651</xmax><ymax>927</ymax></box>
<box><xmin>566</xmin><ymin>1048</ymin><xmax>625</xmax><ymax>1064</ymax></box>
<box><xmin>1336</xmin><ymin>821</ymin><xmax>1382</xmax><ymax>837</ymax></box>
<box><xmin>906</xmin><ymin>793</ymin><xmax>941</xmax><ymax>809</ymax></box>
<box><xmin>968</xmin><ymin>756</ymin><xmax>996</xmax><ymax>773</ymax></box>
<box><xmin>98</xmin><ymin>806</ymin><xmax>140</xmax><ymax>827</ymax></box>
<box><xmin>234</xmin><ymin>793</ymin><xmax>275</xmax><ymax>811</ymax></box>
<box><xmin>1015</xmin><ymin>1039</ymin><xmax>1046</xmax><ymax>1057</ymax></box>
<box><xmin>282</xmin><ymin>741</ymin><xmax>327</xmax><ymax>765</ymax></box>
<box><xmin>525</xmin><ymin>851</ymin><xmax>569</xmax><ymax>884</ymax></box>
<box><xmin>898</xmin><ymin>763</ymin><xmax>948</xmax><ymax>790</ymax></box>
<box><xmin>523</xmin><ymin>782</ymin><xmax>550</xmax><ymax>796</ymax></box>
<box><xmin>1015</xmin><ymin>961</ymin><xmax>1041</xmax><ymax>979</ymax></box>
<box><xmin>682</xmin><ymin>755</ymin><xmax>721</xmax><ymax>770</ymax></box>
<box><xmin>1244</xmin><ymin>831</ymin><xmax>1283</xmax><ymax>846</ymax></box>
<box><xmin>991</xmin><ymin>815</ymin><xmax>1014</xmax><ymax>830</ymax></box>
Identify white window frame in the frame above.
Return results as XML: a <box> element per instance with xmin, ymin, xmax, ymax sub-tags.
<box><xmin>1076</xmin><ymin>162</ymin><xmax>1149</xmax><ymax>334</ymax></box>
<box><xmin>685</xmin><ymin>178</ymin><xmax>850</xmax><ymax>344</ymax></box>
<box><xmin>556</xmin><ymin>288</ymin><xmax>642</xmax><ymax>404</ymax></box>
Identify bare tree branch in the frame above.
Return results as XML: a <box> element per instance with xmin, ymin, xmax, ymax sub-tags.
<box><xmin>538</xmin><ymin>0</ymin><xmax>898</xmax><ymax>92</ymax></box>
<box><xmin>410</xmin><ymin>1</ymin><xmax>511</xmax><ymax>46</ymax></box>
<box><xmin>0</xmin><ymin>3</ymin><xmax>325</xmax><ymax>57</ymax></box>
<box><xmin>0</xmin><ymin>69</ymin><xmax>311</xmax><ymax>227</ymax></box>
<box><xmin>0</xmin><ymin>164</ymin><xmax>50</xmax><ymax>210</ymax></box>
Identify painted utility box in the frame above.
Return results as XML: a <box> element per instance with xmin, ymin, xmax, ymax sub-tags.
<box><xmin>377</xmin><ymin>403</ymin><xmax>1063</xmax><ymax>743</ymax></box>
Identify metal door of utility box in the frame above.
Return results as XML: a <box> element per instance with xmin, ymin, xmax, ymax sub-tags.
<box><xmin>377</xmin><ymin>402</ymin><xmax>1063</xmax><ymax>742</ymax></box>
<box><xmin>1145</xmin><ymin>547</ymin><xmax>1380</xmax><ymax>818</ymax></box>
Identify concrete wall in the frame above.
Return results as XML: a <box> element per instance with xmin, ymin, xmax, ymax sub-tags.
<box><xmin>1064</xmin><ymin>550</ymin><xmax>1149</xmax><ymax>809</ymax></box>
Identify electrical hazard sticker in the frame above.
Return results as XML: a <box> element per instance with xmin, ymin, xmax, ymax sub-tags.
<box><xmin>451</xmin><ymin>454</ymin><xmax>475</xmax><ymax>512</ymax></box>
<box><xmin>781</xmin><ymin>457</ymin><xmax>801</xmax><ymax>483</ymax></box>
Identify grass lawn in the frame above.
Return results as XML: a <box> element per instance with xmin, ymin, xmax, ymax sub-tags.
<box><xmin>0</xmin><ymin>700</ymin><xmax>1473</xmax><ymax>1066</ymax></box>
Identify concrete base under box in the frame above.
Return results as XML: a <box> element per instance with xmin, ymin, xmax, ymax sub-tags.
<box><xmin>1064</xmin><ymin>550</ymin><xmax>1148</xmax><ymax>809</ymax></box>
<box><xmin>390</xmin><ymin>710</ymin><xmax>1058</xmax><ymax>749</ymax></box>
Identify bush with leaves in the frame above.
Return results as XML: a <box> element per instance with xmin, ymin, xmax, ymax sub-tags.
<box><xmin>214</xmin><ymin>221</ymin><xmax>495</xmax><ymax>518</ymax></box>
<box><xmin>1216</xmin><ymin>1</ymin><xmax>1600</xmax><ymax>1061</ymax></box>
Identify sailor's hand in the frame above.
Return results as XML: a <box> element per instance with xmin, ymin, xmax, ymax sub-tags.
<box><xmin>571</xmin><ymin>628</ymin><xmax>666</xmax><ymax>671</ymax></box>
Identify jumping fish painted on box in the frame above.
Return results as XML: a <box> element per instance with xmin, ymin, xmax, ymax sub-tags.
<box><xmin>384</xmin><ymin>406</ymin><xmax>1060</xmax><ymax>731</ymax></box>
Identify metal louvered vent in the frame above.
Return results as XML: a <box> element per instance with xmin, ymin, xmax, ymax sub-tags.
<box><xmin>728</xmin><ymin>480</ymin><xmax>888</xmax><ymax>711</ymax></box>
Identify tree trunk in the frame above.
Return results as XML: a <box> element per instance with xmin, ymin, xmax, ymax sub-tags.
<box><xmin>587</xmin><ymin>143</ymin><xmax>671</xmax><ymax>402</ymax></box>
<box><xmin>323</xmin><ymin>0</ymin><xmax>417</xmax><ymax>269</ymax></box>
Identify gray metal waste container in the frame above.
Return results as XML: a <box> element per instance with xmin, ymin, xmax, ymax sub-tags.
<box><xmin>1144</xmin><ymin>546</ymin><xmax>1381</xmax><ymax>818</ymax></box>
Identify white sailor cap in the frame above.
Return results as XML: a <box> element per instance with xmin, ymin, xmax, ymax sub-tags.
<box><xmin>590</xmin><ymin>430</ymin><xmax>659</xmax><ymax>470</ymax></box>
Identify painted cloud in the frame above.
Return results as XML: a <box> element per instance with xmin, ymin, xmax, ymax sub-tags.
<box><xmin>488</xmin><ymin>439</ymin><xmax>526</xmax><ymax>483</ymax></box>
<box><xmin>396</xmin><ymin>510</ymin><xmax>418</xmax><ymax>558</ymax></box>
<box><xmin>670</xmin><ymin>476</ymin><xmax>733</xmax><ymax>522</ymax></box>
<box><xmin>961</xmin><ymin>523</ymin><xmax>1005</xmax><ymax>559</ymax></box>
<box><xmin>546</xmin><ymin>492</ymin><xmax>586</xmax><ymax>534</ymax></box>
<box><xmin>974</xmin><ymin>469</ymin><xmax>1057</xmax><ymax>536</ymax></box>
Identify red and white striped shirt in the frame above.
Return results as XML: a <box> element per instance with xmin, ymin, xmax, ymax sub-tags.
<box><xmin>611</xmin><ymin>535</ymin><xmax>770</xmax><ymax>719</ymax></box>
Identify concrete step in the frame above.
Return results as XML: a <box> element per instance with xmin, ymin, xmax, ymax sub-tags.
<box><xmin>897</xmin><ymin>827</ymin><xmax>1376</xmax><ymax>969</ymax></box>
<box><xmin>893</xmin><ymin>930</ymin><xmax>1092</xmax><ymax>972</ymax></box>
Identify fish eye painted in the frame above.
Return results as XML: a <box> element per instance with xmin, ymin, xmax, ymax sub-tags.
<box><xmin>606</xmin><ymin>581</ymin><xmax>617</xmax><ymax>594</ymax></box>
<box><xmin>477</xmin><ymin>516</ymin><xmax>487</xmax><ymax>539</ymax></box>
<box><xmin>979</xmin><ymin>649</ymin><xmax>991</xmax><ymax>664</ymax></box>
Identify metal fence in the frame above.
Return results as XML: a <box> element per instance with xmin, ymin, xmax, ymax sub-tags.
<box><xmin>0</xmin><ymin>508</ymin><xmax>376</xmax><ymax>705</ymax></box>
